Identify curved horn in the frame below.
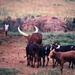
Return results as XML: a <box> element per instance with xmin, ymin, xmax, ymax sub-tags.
<box><xmin>34</xmin><ymin>26</ymin><xmax>38</xmax><ymax>33</ymax></box>
<box><xmin>18</xmin><ymin>26</ymin><xmax>28</xmax><ymax>36</ymax></box>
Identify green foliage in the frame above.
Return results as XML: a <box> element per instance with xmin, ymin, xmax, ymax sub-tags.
<box><xmin>0</xmin><ymin>20</ymin><xmax>3</xmax><ymax>27</ymax></box>
<box><xmin>7</xmin><ymin>31</ymin><xmax>75</xmax><ymax>45</ymax></box>
<box><xmin>0</xmin><ymin>68</ymin><xmax>20</xmax><ymax>75</ymax></box>
<box><xmin>0</xmin><ymin>40</ymin><xmax>3</xmax><ymax>44</ymax></box>
<box><xmin>8</xmin><ymin>31</ymin><xmax>22</xmax><ymax>36</ymax></box>
<box><xmin>42</xmin><ymin>31</ymin><xmax>75</xmax><ymax>45</ymax></box>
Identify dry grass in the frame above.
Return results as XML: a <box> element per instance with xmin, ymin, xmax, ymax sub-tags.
<box><xmin>0</xmin><ymin>0</ymin><xmax>75</xmax><ymax>19</ymax></box>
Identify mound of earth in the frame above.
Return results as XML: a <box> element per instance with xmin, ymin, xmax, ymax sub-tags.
<box><xmin>22</xmin><ymin>16</ymin><xmax>67</xmax><ymax>32</ymax></box>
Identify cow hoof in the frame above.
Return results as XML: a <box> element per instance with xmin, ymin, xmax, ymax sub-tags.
<box><xmin>53</xmin><ymin>64</ymin><xmax>55</xmax><ymax>68</ymax></box>
<box><xmin>27</xmin><ymin>63</ymin><xmax>30</xmax><ymax>66</ymax></box>
<box><xmin>36</xmin><ymin>66</ymin><xmax>39</xmax><ymax>68</ymax></box>
<box><xmin>31</xmin><ymin>65</ymin><xmax>34</xmax><ymax>68</ymax></box>
<box><xmin>46</xmin><ymin>64</ymin><xmax>48</xmax><ymax>66</ymax></box>
<box><xmin>42</xmin><ymin>66</ymin><xmax>44</xmax><ymax>68</ymax></box>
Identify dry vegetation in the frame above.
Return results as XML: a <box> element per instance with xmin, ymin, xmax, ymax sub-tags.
<box><xmin>0</xmin><ymin>0</ymin><xmax>75</xmax><ymax>19</ymax></box>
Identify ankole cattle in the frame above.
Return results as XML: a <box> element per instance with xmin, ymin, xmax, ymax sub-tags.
<box><xmin>18</xmin><ymin>26</ymin><xmax>42</xmax><ymax>67</ymax></box>
<box><xmin>18</xmin><ymin>26</ymin><xmax>42</xmax><ymax>45</ymax></box>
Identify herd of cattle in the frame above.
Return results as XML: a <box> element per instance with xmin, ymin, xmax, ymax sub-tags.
<box><xmin>18</xmin><ymin>26</ymin><xmax>75</xmax><ymax>73</ymax></box>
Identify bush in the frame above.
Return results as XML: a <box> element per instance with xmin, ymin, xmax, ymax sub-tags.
<box><xmin>65</xmin><ymin>17</ymin><xmax>75</xmax><ymax>31</ymax></box>
<box><xmin>0</xmin><ymin>40</ymin><xmax>3</xmax><ymax>44</ymax></box>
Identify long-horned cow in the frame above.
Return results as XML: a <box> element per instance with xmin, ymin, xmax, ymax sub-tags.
<box><xmin>18</xmin><ymin>26</ymin><xmax>42</xmax><ymax>45</ymax></box>
<box><xmin>18</xmin><ymin>26</ymin><xmax>42</xmax><ymax>67</ymax></box>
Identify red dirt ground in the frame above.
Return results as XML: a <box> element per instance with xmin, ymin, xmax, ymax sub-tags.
<box><xmin>0</xmin><ymin>32</ymin><xmax>75</xmax><ymax>75</ymax></box>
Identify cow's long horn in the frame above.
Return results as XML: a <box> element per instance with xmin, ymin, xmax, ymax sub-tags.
<box><xmin>34</xmin><ymin>26</ymin><xmax>38</xmax><ymax>33</ymax></box>
<box><xmin>18</xmin><ymin>26</ymin><xmax>28</xmax><ymax>36</ymax></box>
<box><xmin>18</xmin><ymin>26</ymin><xmax>38</xmax><ymax>36</ymax></box>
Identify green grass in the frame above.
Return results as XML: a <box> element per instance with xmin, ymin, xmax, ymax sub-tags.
<box><xmin>41</xmin><ymin>31</ymin><xmax>75</xmax><ymax>45</ymax></box>
<box><xmin>7</xmin><ymin>31</ymin><xmax>75</xmax><ymax>45</ymax></box>
<box><xmin>0</xmin><ymin>68</ymin><xmax>20</xmax><ymax>75</ymax></box>
<box><xmin>0</xmin><ymin>20</ymin><xmax>3</xmax><ymax>27</ymax></box>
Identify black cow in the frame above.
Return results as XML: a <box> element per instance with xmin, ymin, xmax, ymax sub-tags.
<box><xmin>39</xmin><ymin>45</ymin><xmax>45</xmax><ymax>67</ymax></box>
<box><xmin>44</xmin><ymin>44</ymin><xmax>51</xmax><ymax>66</ymax></box>
<box><xmin>26</xmin><ymin>43</ymin><xmax>39</xmax><ymax>68</ymax></box>
<box><xmin>39</xmin><ymin>44</ymin><xmax>51</xmax><ymax>67</ymax></box>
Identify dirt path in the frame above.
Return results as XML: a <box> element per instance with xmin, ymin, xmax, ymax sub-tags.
<box><xmin>0</xmin><ymin>34</ymin><xmax>75</xmax><ymax>75</ymax></box>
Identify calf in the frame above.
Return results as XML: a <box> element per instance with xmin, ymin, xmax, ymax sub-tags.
<box><xmin>51</xmin><ymin>42</ymin><xmax>75</xmax><ymax>68</ymax></box>
<box><xmin>26</xmin><ymin>43</ymin><xmax>39</xmax><ymax>68</ymax></box>
<box><xmin>44</xmin><ymin>44</ymin><xmax>51</xmax><ymax>66</ymax></box>
<box><xmin>50</xmin><ymin>49</ymin><xmax>75</xmax><ymax>73</ymax></box>
<box><xmin>39</xmin><ymin>44</ymin><xmax>51</xmax><ymax>67</ymax></box>
<box><xmin>39</xmin><ymin>45</ymin><xmax>45</xmax><ymax>67</ymax></box>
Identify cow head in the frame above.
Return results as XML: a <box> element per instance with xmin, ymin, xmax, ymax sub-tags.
<box><xmin>50</xmin><ymin>42</ymin><xmax>61</xmax><ymax>50</ymax></box>
<box><xmin>18</xmin><ymin>26</ymin><xmax>42</xmax><ymax>44</ymax></box>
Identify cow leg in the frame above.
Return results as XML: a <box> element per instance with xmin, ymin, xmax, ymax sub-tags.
<box><xmin>52</xmin><ymin>58</ymin><xmax>55</xmax><ymax>68</ymax></box>
<box><xmin>60</xmin><ymin>63</ymin><xmax>63</xmax><ymax>73</ymax></box>
<box><xmin>68</xmin><ymin>61</ymin><xmax>74</xmax><ymax>68</ymax></box>
<box><xmin>27</xmin><ymin>55</ymin><xmax>30</xmax><ymax>66</ymax></box>
<box><xmin>68</xmin><ymin>61</ymin><xmax>71</xmax><ymax>68</ymax></box>
<box><xmin>36</xmin><ymin>56</ymin><xmax>39</xmax><ymax>68</ymax></box>
<box><xmin>33</xmin><ymin>57</ymin><xmax>35</xmax><ymax>68</ymax></box>
<box><xmin>42</xmin><ymin>56</ymin><xmax>45</xmax><ymax>67</ymax></box>
<box><xmin>71</xmin><ymin>61</ymin><xmax>74</xmax><ymax>69</ymax></box>
<box><xmin>55</xmin><ymin>60</ymin><xmax>58</xmax><ymax>67</ymax></box>
<box><xmin>39</xmin><ymin>57</ymin><xmax>41</xmax><ymax>66</ymax></box>
<box><xmin>46</xmin><ymin>56</ymin><xmax>49</xmax><ymax>66</ymax></box>
<box><xmin>31</xmin><ymin>56</ymin><xmax>34</xmax><ymax>68</ymax></box>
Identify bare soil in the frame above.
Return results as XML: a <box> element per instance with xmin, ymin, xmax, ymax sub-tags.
<box><xmin>0</xmin><ymin>32</ymin><xmax>75</xmax><ymax>75</ymax></box>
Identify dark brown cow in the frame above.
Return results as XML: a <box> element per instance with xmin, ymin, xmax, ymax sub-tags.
<box><xmin>26</xmin><ymin>43</ymin><xmax>39</xmax><ymax>68</ymax></box>
<box><xmin>18</xmin><ymin>26</ymin><xmax>42</xmax><ymax>45</ymax></box>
